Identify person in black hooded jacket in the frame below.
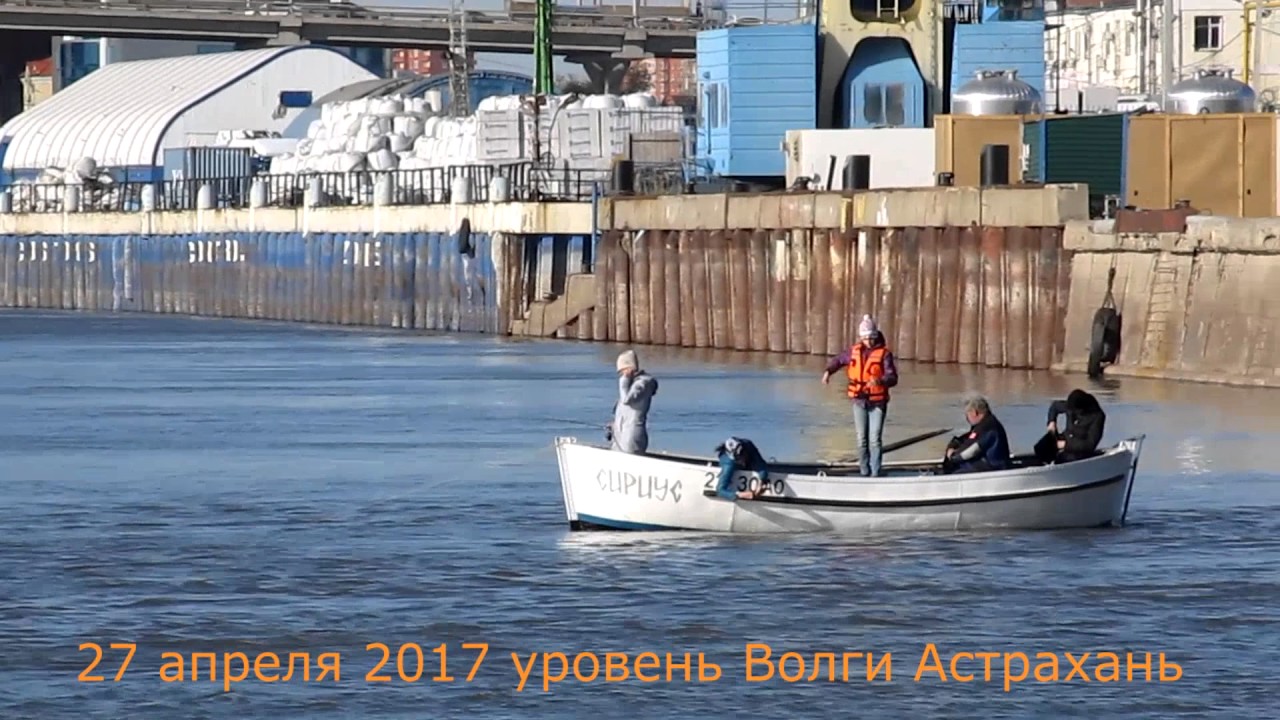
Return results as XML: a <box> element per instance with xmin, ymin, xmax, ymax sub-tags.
<box><xmin>1034</xmin><ymin>389</ymin><xmax>1106</xmax><ymax>464</ymax></box>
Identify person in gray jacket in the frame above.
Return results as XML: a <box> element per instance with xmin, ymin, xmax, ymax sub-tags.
<box><xmin>607</xmin><ymin>349</ymin><xmax>659</xmax><ymax>454</ymax></box>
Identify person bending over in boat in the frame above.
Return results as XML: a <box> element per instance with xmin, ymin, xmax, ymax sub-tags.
<box><xmin>821</xmin><ymin>314</ymin><xmax>899</xmax><ymax>477</ymax></box>
<box><xmin>1033</xmin><ymin>388</ymin><xmax>1106</xmax><ymax>464</ymax></box>
<box><xmin>606</xmin><ymin>349</ymin><xmax>659</xmax><ymax>454</ymax></box>
<box><xmin>941</xmin><ymin>395</ymin><xmax>1011</xmax><ymax>474</ymax></box>
<box><xmin>709</xmin><ymin>436</ymin><xmax>769</xmax><ymax>501</ymax></box>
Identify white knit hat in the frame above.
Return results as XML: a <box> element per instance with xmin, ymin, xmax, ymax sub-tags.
<box><xmin>616</xmin><ymin>349</ymin><xmax>639</xmax><ymax>372</ymax></box>
<box><xmin>858</xmin><ymin>314</ymin><xmax>879</xmax><ymax>339</ymax></box>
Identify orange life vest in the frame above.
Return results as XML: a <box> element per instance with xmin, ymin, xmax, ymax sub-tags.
<box><xmin>846</xmin><ymin>344</ymin><xmax>890</xmax><ymax>403</ymax></box>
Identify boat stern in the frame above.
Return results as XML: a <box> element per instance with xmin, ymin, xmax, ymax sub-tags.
<box><xmin>554</xmin><ymin>436</ymin><xmax>582</xmax><ymax>529</ymax></box>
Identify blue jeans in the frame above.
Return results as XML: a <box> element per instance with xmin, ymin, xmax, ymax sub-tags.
<box><xmin>852</xmin><ymin>402</ymin><xmax>887</xmax><ymax>477</ymax></box>
<box><xmin>715</xmin><ymin>450</ymin><xmax>769</xmax><ymax>500</ymax></box>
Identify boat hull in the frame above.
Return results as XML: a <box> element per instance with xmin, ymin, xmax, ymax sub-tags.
<box><xmin>554</xmin><ymin>436</ymin><xmax>1145</xmax><ymax>534</ymax></box>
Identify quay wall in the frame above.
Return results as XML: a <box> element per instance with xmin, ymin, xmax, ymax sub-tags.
<box><xmin>15</xmin><ymin>185</ymin><xmax>1280</xmax><ymax>389</ymax></box>
<box><xmin>566</xmin><ymin>186</ymin><xmax>1089</xmax><ymax>370</ymax></box>
<box><xmin>1058</xmin><ymin>217</ymin><xmax>1280</xmax><ymax>388</ymax></box>
<box><xmin>0</xmin><ymin>203</ymin><xmax>594</xmax><ymax>335</ymax></box>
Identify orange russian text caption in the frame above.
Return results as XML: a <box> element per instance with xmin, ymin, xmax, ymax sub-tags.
<box><xmin>77</xmin><ymin>641</ymin><xmax>1181</xmax><ymax>692</ymax></box>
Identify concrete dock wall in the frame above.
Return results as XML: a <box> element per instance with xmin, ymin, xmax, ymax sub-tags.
<box><xmin>0</xmin><ymin>203</ymin><xmax>594</xmax><ymax>335</ymax></box>
<box><xmin>1059</xmin><ymin>217</ymin><xmax>1280</xmax><ymax>387</ymax></box>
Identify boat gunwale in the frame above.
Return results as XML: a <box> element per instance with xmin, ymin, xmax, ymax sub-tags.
<box><xmin>555</xmin><ymin>435</ymin><xmax>1145</xmax><ymax>483</ymax></box>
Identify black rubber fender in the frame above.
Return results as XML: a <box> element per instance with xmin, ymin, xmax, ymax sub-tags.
<box><xmin>1087</xmin><ymin>306</ymin><xmax>1122</xmax><ymax>378</ymax></box>
<box><xmin>456</xmin><ymin>218</ymin><xmax>474</xmax><ymax>258</ymax></box>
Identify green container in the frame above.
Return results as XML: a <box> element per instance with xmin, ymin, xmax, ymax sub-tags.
<box><xmin>1022</xmin><ymin>118</ymin><xmax>1044</xmax><ymax>183</ymax></box>
<box><xmin>1041</xmin><ymin>113</ymin><xmax>1127</xmax><ymax>200</ymax></box>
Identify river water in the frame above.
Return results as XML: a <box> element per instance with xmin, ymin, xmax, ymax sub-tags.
<box><xmin>1</xmin><ymin>310</ymin><xmax>1276</xmax><ymax>718</ymax></box>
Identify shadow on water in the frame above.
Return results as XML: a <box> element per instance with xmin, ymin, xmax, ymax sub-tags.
<box><xmin>1</xmin><ymin>310</ymin><xmax>1278</xmax><ymax>717</ymax></box>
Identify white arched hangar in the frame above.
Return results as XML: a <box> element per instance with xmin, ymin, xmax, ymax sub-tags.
<box><xmin>0</xmin><ymin>45</ymin><xmax>378</xmax><ymax>183</ymax></box>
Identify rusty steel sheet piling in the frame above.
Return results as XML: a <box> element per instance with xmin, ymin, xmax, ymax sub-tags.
<box><xmin>612</xmin><ymin>232</ymin><xmax>631</xmax><ymax>343</ymax></box>
<box><xmin>935</xmin><ymin>227</ymin><xmax>962</xmax><ymax>363</ymax></box>
<box><xmin>766</xmin><ymin>231</ymin><xmax>788</xmax><ymax>353</ymax></box>
<box><xmin>747</xmin><ymin>230</ymin><xmax>769</xmax><ymax>352</ymax></box>
<box><xmin>957</xmin><ymin>227</ymin><xmax>982</xmax><ymax>365</ymax></box>
<box><xmin>648</xmin><ymin>229</ymin><xmax>666</xmax><ymax>345</ymax></box>
<box><xmin>824</xmin><ymin>231</ymin><xmax>848</xmax><ymax>356</ymax></box>
<box><xmin>690</xmin><ymin>231</ymin><xmax>710</xmax><ymax>348</ymax></box>
<box><xmin>1005</xmin><ymin>227</ymin><xmax>1032</xmax><ymax>369</ymax></box>
<box><xmin>916</xmin><ymin>227</ymin><xmax>939</xmax><ymax>363</ymax></box>
<box><xmin>592</xmin><ymin>232</ymin><xmax>613</xmax><ymax>341</ymax></box>
<box><xmin>788</xmin><ymin>231</ymin><xmax>809</xmax><ymax>356</ymax></box>
<box><xmin>662</xmin><ymin>232</ymin><xmax>680</xmax><ymax>347</ymax></box>
<box><xmin>980</xmin><ymin>226</ymin><xmax>1007</xmax><ymax>368</ymax></box>
<box><xmin>630</xmin><ymin>231</ymin><xmax>651</xmax><ymax>344</ymax></box>
<box><xmin>677</xmin><ymin>231</ymin><xmax>694</xmax><ymax>347</ymax></box>
<box><xmin>896</xmin><ymin>228</ymin><xmax>921</xmax><ymax>361</ymax></box>
<box><xmin>729</xmin><ymin>232</ymin><xmax>750</xmax><ymax>351</ymax></box>
<box><xmin>707</xmin><ymin>231</ymin><xmax>731</xmax><ymax>349</ymax></box>
<box><xmin>808</xmin><ymin>230</ymin><xmax>830</xmax><ymax>356</ymax></box>
<box><xmin>0</xmin><ymin>221</ymin><xmax>1072</xmax><ymax>372</ymax></box>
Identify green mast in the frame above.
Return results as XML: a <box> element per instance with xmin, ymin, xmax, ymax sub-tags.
<box><xmin>534</xmin><ymin>0</ymin><xmax>554</xmax><ymax>94</ymax></box>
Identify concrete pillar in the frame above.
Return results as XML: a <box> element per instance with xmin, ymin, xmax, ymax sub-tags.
<box><xmin>576</xmin><ymin>56</ymin><xmax>630</xmax><ymax>94</ymax></box>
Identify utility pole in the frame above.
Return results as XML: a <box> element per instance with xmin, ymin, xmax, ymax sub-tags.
<box><xmin>448</xmin><ymin>0</ymin><xmax>471</xmax><ymax>116</ymax></box>
<box><xmin>535</xmin><ymin>0</ymin><xmax>554</xmax><ymax>94</ymax></box>
<box><xmin>1138</xmin><ymin>0</ymin><xmax>1148</xmax><ymax>96</ymax></box>
<box><xmin>1160</xmin><ymin>0</ymin><xmax>1174</xmax><ymax>107</ymax></box>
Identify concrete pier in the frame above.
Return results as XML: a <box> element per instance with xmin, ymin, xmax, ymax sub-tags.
<box><xmin>1059</xmin><ymin>216</ymin><xmax>1280</xmax><ymax>387</ymax></box>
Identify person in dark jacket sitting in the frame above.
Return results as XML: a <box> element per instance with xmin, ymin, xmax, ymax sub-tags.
<box><xmin>941</xmin><ymin>395</ymin><xmax>1012</xmax><ymax>474</ymax></box>
<box><xmin>1033</xmin><ymin>388</ymin><xmax>1106</xmax><ymax>464</ymax></box>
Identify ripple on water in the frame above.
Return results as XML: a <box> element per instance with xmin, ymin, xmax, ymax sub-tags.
<box><xmin>0</xmin><ymin>311</ymin><xmax>1278</xmax><ymax>717</ymax></box>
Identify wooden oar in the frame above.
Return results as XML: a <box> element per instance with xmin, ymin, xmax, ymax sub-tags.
<box><xmin>824</xmin><ymin>427</ymin><xmax>954</xmax><ymax>466</ymax></box>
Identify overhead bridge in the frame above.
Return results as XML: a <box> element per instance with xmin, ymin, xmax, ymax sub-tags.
<box><xmin>0</xmin><ymin>0</ymin><xmax>706</xmax><ymax>56</ymax></box>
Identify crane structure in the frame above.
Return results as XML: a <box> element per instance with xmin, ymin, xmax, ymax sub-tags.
<box><xmin>534</xmin><ymin>0</ymin><xmax>554</xmax><ymax>94</ymax></box>
<box><xmin>448</xmin><ymin>0</ymin><xmax>471</xmax><ymax>116</ymax></box>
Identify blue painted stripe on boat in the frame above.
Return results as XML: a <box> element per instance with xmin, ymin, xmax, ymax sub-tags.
<box><xmin>574</xmin><ymin>513</ymin><xmax>685</xmax><ymax>532</ymax></box>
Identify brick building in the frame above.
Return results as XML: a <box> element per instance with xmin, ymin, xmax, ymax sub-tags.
<box><xmin>632</xmin><ymin>57</ymin><xmax>695</xmax><ymax>104</ymax></box>
<box><xmin>390</xmin><ymin>49</ymin><xmax>474</xmax><ymax>76</ymax></box>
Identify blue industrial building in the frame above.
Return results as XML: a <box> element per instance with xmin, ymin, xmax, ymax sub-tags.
<box><xmin>946</xmin><ymin>0</ymin><xmax>1046</xmax><ymax>108</ymax></box>
<box><xmin>688</xmin><ymin>0</ymin><xmax>1048</xmax><ymax>184</ymax></box>
<box><xmin>839</xmin><ymin>37</ymin><xmax>928</xmax><ymax>129</ymax></box>
<box><xmin>693</xmin><ymin>23</ymin><xmax>817</xmax><ymax>180</ymax></box>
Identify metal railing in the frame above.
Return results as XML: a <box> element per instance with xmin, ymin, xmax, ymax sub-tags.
<box><xmin>0</xmin><ymin>0</ymin><xmax>815</xmax><ymax>30</ymax></box>
<box><xmin>942</xmin><ymin>0</ymin><xmax>980</xmax><ymax>23</ymax></box>
<box><xmin>0</xmin><ymin>162</ymin><xmax>618</xmax><ymax>214</ymax></box>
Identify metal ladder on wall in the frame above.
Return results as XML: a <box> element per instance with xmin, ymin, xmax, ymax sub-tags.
<box><xmin>877</xmin><ymin>0</ymin><xmax>902</xmax><ymax>20</ymax></box>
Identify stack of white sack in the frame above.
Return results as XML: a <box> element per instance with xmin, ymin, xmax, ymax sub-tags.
<box><xmin>263</xmin><ymin>90</ymin><xmax>669</xmax><ymax>204</ymax></box>
<box><xmin>6</xmin><ymin>159</ymin><xmax>122</xmax><ymax>213</ymax></box>
<box><xmin>266</xmin><ymin>94</ymin><xmax>479</xmax><ymax>203</ymax></box>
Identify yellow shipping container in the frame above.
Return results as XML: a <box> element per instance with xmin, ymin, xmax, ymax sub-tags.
<box><xmin>1126</xmin><ymin>113</ymin><xmax>1277</xmax><ymax>217</ymax></box>
<box><xmin>934</xmin><ymin>114</ymin><xmax>1027</xmax><ymax>187</ymax></box>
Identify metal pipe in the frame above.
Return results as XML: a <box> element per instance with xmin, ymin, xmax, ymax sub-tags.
<box><xmin>1242</xmin><ymin>0</ymin><xmax>1280</xmax><ymax>84</ymax></box>
<box><xmin>1160</xmin><ymin>0</ymin><xmax>1174</xmax><ymax>103</ymax></box>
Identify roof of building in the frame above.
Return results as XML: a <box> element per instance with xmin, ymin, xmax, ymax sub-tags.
<box><xmin>0</xmin><ymin>46</ymin><xmax>338</xmax><ymax>171</ymax></box>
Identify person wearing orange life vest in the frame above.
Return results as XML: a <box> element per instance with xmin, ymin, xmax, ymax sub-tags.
<box><xmin>821</xmin><ymin>315</ymin><xmax>899</xmax><ymax>477</ymax></box>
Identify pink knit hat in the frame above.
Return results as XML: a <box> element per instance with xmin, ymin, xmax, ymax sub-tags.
<box><xmin>858</xmin><ymin>314</ymin><xmax>878</xmax><ymax>339</ymax></box>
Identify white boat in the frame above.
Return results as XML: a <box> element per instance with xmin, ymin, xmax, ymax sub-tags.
<box><xmin>553</xmin><ymin>435</ymin><xmax>1145</xmax><ymax>534</ymax></box>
